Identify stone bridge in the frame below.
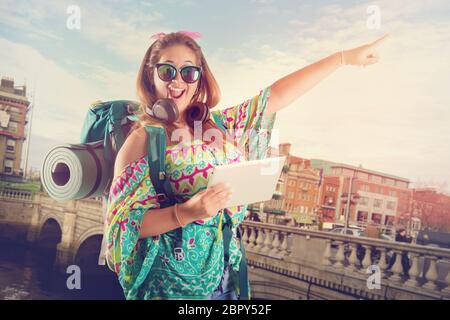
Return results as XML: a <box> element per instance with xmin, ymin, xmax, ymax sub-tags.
<box><xmin>1</xmin><ymin>190</ymin><xmax>105</xmax><ymax>273</ymax></box>
<box><xmin>1</xmin><ymin>190</ymin><xmax>450</xmax><ymax>299</ymax></box>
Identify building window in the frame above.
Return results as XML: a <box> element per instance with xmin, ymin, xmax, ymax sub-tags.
<box><xmin>359</xmin><ymin>196</ymin><xmax>369</xmax><ymax>206</ymax></box>
<box><xmin>389</xmin><ymin>190</ymin><xmax>397</xmax><ymax>197</ymax></box>
<box><xmin>357</xmin><ymin>211</ymin><xmax>368</xmax><ymax>223</ymax></box>
<box><xmin>361</xmin><ymin>184</ymin><xmax>369</xmax><ymax>192</ymax></box>
<box><xmin>325</xmin><ymin>196</ymin><xmax>334</xmax><ymax>205</ymax></box>
<box><xmin>288</xmin><ymin>192</ymin><xmax>295</xmax><ymax>199</ymax></box>
<box><xmin>4</xmin><ymin>159</ymin><xmax>13</xmax><ymax>174</ymax></box>
<box><xmin>357</xmin><ymin>172</ymin><xmax>368</xmax><ymax>180</ymax></box>
<box><xmin>396</xmin><ymin>181</ymin><xmax>407</xmax><ymax>188</ymax></box>
<box><xmin>374</xmin><ymin>199</ymin><xmax>383</xmax><ymax>208</ymax></box>
<box><xmin>9</xmin><ymin>121</ymin><xmax>18</xmax><ymax>133</ymax></box>
<box><xmin>385</xmin><ymin>215</ymin><xmax>395</xmax><ymax>226</ymax></box>
<box><xmin>371</xmin><ymin>213</ymin><xmax>382</xmax><ymax>224</ymax></box>
<box><xmin>288</xmin><ymin>180</ymin><xmax>296</xmax><ymax>187</ymax></box>
<box><xmin>387</xmin><ymin>201</ymin><xmax>396</xmax><ymax>210</ymax></box>
<box><xmin>6</xmin><ymin>139</ymin><xmax>16</xmax><ymax>152</ymax></box>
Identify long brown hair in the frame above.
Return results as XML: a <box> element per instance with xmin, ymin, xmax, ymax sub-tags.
<box><xmin>133</xmin><ymin>32</ymin><xmax>226</xmax><ymax>146</ymax></box>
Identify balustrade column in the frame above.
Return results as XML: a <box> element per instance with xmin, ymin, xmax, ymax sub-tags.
<box><xmin>254</xmin><ymin>226</ymin><xmax>264</xmax><ymax>252</ymax></box>
<box><xmin>359</xmin><ymin>245</ymin><xmax>372</xmax><ymax>274</ymax></box>
<box><xmin>241</xmin><ymin>225</ymin><xmax>249</xmax><ymax>248</ymax></box>
<box><xmin>404</xmin><ymin>253</ymin><xmax>420</xmax><ymax>287</ymax></box>
<box><xmin>280</xmin><ymin>232</ymin><xmax>289</xmax><ymax>256</ymax></box>
<box><xmin>270</xmin><ymin>231</ymin><xmax>281</xmax><ymax>255</ymax></box>
<box><xmin>377</xmin><ymin>248</ymin><xmax>389</xmax><ymax>278</ymax></box>
<box><xmin>247</xmin><ymin>226</ymin><xmax>257</xmax><ymax>249</ymax></box>
<box><xmin>334</xmin><ymin>241</ymin><xmax>346</xmax><ymax>268</ymax></box>
<box><xmin>443</xmin><ymin>263</ymin><xmax>450</xmax><ymax>295</ymax></box>
<box><xmin>261</xmin><ymin>228</ymin><xmax>272</xmax><ymax>254</ymax></box>
<box><xmin>346</xmin><ymin>242</ymin><xmax>360</xmax><ymax>272</ymax></box>
<box><xmin>322</xmin><ymin>239</ymin><xmax>333</xmax><ymax>266</ymax></box>
<box><xmin>389</xmin><ymin>250</ymin><xmax>405</xmax><ymax>282</ymax></box>
<box><xmin>422</xmin><ymin>256</ymin><xmax>439</xmax><ymax>291</ymax></box>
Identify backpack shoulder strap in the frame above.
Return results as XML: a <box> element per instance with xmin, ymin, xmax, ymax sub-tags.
<box><xmin>211</xmin><ymin>112</ymin><xmax>227</xmax><ymax>133</ymax></box>
<box><xmin>236</xmin><ymin>226</ymin><xmax>249</xmax><ymax>300</ymax></box>
<box><xmin>222</xmin><ymin>222</ymin><xmax>250</xmax><ymax>300</ymax></box>
<box><xmin>144</xmin><ymin>125</ymin><xmax>176</xmax><ymax>208</ymax></box>
<box><xmin>144</xmin><ymin>125</ymin><xmax>183</xmax><ymax>256</ymax></box>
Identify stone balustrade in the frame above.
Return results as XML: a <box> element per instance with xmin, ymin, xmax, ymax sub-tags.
<box><xmin>0</xmin><ymin>188</ymin><xmax>34</xmax><ymax>202</ymax></box>
<box><xmin>3</xmin><ymin>189</ymin><xmax>449</xmax><ymax>299</ymax></box>
<box><xmin>241</xmin><ymin>221</ymin><xmax>450</xmax><ymax>299</ymax></box>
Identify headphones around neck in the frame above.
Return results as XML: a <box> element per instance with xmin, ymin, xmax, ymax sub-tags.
<box><xmin>145</xmin><ymin>79</ymin><xmax>210</xmax><ymax>127</ymax></box>
<box><xmin>145</xmin><ymin>94</ymin><xmax>210</xmax><ymax>128</ymax></box>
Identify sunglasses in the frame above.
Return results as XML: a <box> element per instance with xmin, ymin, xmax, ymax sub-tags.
<box><xmin>155</xmin><ymin>63</ymin><xmax>202</xmax><ymax>84</ymax></box>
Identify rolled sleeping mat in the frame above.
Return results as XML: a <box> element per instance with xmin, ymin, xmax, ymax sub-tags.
<box><xmin>41</xmin><ymin>141</ymin><xmax>112</xmax><ymax>202</ymax></box>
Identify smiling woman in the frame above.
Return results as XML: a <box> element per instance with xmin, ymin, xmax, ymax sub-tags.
<box><xmin>105</xmin><ymin>30</ymin><xmax>387</xmax><ymax>300</ymax></box>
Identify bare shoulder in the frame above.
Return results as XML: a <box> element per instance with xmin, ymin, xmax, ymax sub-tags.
<box><xmin>113</xmin><ymin>127</ymin><xmax>148</xmax><ymax>179</ymax></box>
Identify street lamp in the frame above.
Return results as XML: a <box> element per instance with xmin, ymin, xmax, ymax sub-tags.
<box><xmin>341</xmin><ymin>172</ymin><xmax>358</xmax><ymax>234</ymax></box>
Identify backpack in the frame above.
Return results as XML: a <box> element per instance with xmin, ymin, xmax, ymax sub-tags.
<box><xmin>80</xmin><ymin>100</ymin><xmax>249</xmax><ymax>300</ymax></box>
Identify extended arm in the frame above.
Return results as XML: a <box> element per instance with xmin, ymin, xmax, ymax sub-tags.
<box><xmin>266</xmin><ymin>35</ymin><xmax>388</xmax><ymax>115</ymax></box>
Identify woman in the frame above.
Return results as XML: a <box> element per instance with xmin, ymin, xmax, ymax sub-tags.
<box><xmin>106</xmin><ymin>31</ymin><xmax>387</xmax><ymax>300</ymax></box>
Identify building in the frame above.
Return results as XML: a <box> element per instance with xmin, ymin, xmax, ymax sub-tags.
<box><xmin>271</xmin><ymin>143</ymin><xmax>321</xmax><ymax>226</ymax></box>
<box><xmin>318</xmin><ymin>176</ymin><xmax>340</xmax><ymax>223</ymax></box>
<box><xmin>0</xmin><ymin>77</ymin><xmax>30</xmax><ymax>179</ymax></box>
<box><xmin>312</xmin><ymin>159</ymin><xmax>412</xmax><ymax>232</ymax></box>
<box><xmin>412</xmin><ymin>188</ymin><xmax>450</xmax><ymax>233</ymax></box>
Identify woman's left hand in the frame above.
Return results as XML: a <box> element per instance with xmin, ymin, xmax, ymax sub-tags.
<box><xmin>343</xmin><ymin>34</ymin><xmax>389</xmax><ymax>67</ymax></box>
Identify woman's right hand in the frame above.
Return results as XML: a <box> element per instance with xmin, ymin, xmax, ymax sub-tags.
<box><xmin>179</xmin><ymin>183</ymin><xmax>233</xmax><ymax>222</ymax></box>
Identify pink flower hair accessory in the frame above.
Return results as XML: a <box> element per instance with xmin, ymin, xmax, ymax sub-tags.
<box><xmin>150</xmin><ymin>31</ymin><xmax>202</xmax><ymax>41</ymax></box>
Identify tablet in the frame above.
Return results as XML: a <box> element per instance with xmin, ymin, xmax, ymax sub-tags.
<box><xmin>207</xmin><ymin>156</ymin><xmax>287</xmax><ymax>208</ymax></box>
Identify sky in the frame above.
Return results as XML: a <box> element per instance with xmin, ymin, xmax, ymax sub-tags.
<box><xmin>0</xmin><ymin>0</ymin><xmax>449</xmax><ymax>193</ymax></box>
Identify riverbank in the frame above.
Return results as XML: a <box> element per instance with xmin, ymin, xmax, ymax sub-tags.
<box><xmin>0</xmin><ymin>224</ymin><xmax>124</xmax><ymax>300</ymax></box>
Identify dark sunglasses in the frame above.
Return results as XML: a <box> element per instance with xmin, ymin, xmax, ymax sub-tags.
<box><xmin>155</xmin><ymin>63</ymin><xmax>202</xmax><ymax>83</ymax></box>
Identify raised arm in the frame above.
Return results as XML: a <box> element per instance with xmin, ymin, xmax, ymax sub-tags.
<box><xmin>266</xmin><ymin>35</ymin><xmax>389</xmax><ymax>115</ymax></box>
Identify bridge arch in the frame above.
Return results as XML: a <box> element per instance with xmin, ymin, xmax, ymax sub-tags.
<box><xmin>72</xmin><ymin>226</ymin><xmax>105</xmax><ymax>261</ymax></box>
<box><xmin>38</xmin><ymin>213</ymin><xmax>63</xmax><ymax>238</ymax></box>
<box><xmin>71</xmin><ymin>231</ymin><xmax>124</xmax><ymax>299</ymax></box>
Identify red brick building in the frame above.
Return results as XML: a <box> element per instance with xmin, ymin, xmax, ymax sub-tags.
<box><xmin>318</xmin><ymin>176</ymin><xmax>340</xmax><ymax>223</ymax></box>
<box><xmin>269</xmin><ymin>143</ymin><xmax>321</xmax><ymax>225</ymax></box>
<box><xmin>312</xmin><ymin>160</ymin><xmax>412</xmax><ymax>231</ymax></box>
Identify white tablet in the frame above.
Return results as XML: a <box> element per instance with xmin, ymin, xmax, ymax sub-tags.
<box><xmin>207</xmin><ymin>156</ymin><xmax>287</xmax><ymax>208</ymax></box>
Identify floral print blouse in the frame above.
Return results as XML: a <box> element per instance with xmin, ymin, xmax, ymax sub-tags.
<box><xmin>105</xmin><ymin>87</ymin><xmax>276</xmax><ymax>299</ymax></box>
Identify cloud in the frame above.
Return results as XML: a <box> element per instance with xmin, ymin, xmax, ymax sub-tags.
<box><xmin>76</xmin><ymin>2</ymin><xmax>167</xmax><ymax>62</ymax></box>
<box><xmin>0</xmin><ymin>0</ymin><xmax>64</xmax><ymax>41</ymax></box>
<box><xmin>0</xmin><ymin>37</ymin><xmax>98</xmax><ymax>139</ymax></box>
<box><xmin>208</xmin><ymin>0</ymin><xmax>450</xmax><ymax>192</ymax></box>
<box><xmin>1</xmin><ymin>0</ymin><xmax>449</xmax><ymax>193</ymax></box>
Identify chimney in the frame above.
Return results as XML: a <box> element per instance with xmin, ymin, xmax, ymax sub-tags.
<box><xmin>278</xmin><ymin>143</ymin><xmax>291</xmax><ymax>156</ymax></box>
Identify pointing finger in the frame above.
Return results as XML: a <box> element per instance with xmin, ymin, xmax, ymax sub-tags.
<box><xmin>371</xmin><ymin>34</ymin><xmax>389</xmax><ymax>48</ymax></box>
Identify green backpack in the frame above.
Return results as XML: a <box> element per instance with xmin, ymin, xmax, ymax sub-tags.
<box><xmin>80</xmin><ymin>100</ymin><xmax>249</xmax><ymax>300</ymax></box>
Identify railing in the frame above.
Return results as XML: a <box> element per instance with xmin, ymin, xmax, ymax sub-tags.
<box><xmin>0</xmin><ymin>188</ymin><xmax>34</xmax><ymax>202</ymax></box>
<box><xmin>241</xmin><ymin>221</ymin><xmax>450</xmax><ymax>298</ymax></box>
